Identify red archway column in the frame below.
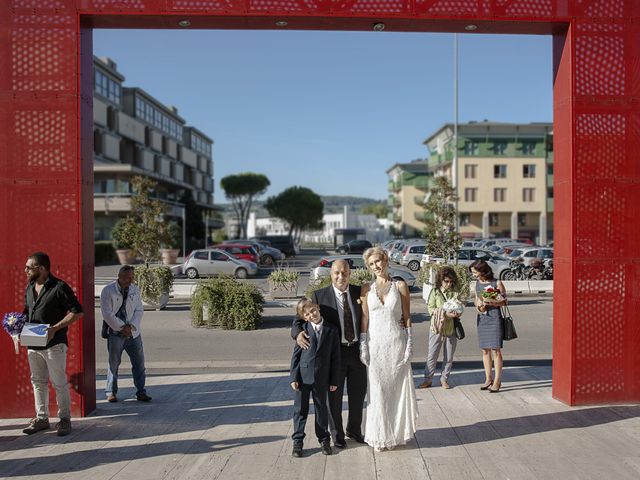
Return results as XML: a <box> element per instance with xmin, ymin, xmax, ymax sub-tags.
<box><xmin>553</xmin><ymin>10</ymin><xmax>640</xmax><ymax>404</ymax></box>
<box><xmin>0</xmin><ymin>2</ymin><xmax>95</xmax><ymax>417</ymax></box>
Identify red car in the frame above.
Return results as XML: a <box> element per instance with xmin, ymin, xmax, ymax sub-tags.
<box><xmin>212</xmin><ymin>243</ymin><xmax>260</xmax><ymax>264</ymax></box>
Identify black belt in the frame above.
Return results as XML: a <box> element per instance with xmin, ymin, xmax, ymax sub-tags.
<box><xmin>341</xmin><ymin>341</ymin><xmax>358</xmax><ymax>347</ymax></box>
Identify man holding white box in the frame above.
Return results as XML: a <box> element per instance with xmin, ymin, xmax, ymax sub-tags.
<box><xmin>22</xmin><ymin>252</ymin><xmax>83</xmax><ymax>437</ymax></box>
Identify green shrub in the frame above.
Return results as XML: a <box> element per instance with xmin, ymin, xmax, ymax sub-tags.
<box><xmin>95</xmin><ymin>240</ymin><xmax>117</xmax><ymax>266</ymax></box>
<box><xmin>268</xmin><ymin>267</ymin><xmax>300</xmax><ymax>286</ymax></box>
<box><xmin>134</xmin><ymin>265</ymin><xmax>175</xmax><ymax>305</ymax></box>
<box><xmin>191</xmin><ymin>276</ymin><xmax>264</xmax><ymax>330</ymax></box>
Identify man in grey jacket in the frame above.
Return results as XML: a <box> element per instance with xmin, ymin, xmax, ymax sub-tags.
<box><xmin>100</xmin><ymin>265</ymin><xmax>151</xmax><ymax>402</ymax></box>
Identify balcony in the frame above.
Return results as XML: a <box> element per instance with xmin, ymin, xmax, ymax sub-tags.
<box><xmin>393</xmin><ymin>213</ymin><xmax>402</xmax><ymax>223</ymax></box>
<box><xmin>414</xmin><ymin>195</ymin><xmax>426</xmax><ymax>206</ymax></box>
<box><xmin>413</xmin><ymin>178</ymin><xmax>430</xmax><ymax>192</ymax></box>
<box><xmin>388</xmin><ymin>180</ymin><xmax>402</xmax><ymax>193</ymax></box>
<box><xmin>414</xmin><ymin>210</ymin><xmax>431</xmax><ymax>223</ymax></box>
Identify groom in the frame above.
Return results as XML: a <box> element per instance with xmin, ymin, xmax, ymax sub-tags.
<box><xmin>291</xmin><ymin>259</ymin><xmax>367</xmax><ymax>448</ymax></box>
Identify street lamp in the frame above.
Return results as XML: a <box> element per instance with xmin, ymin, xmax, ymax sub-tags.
<box><xmin>453</xmin><ymin>33</ymin><xmax>460</xmax><ymax>234</ymax></box>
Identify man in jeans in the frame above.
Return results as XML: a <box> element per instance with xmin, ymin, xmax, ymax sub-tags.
<box><xmin>100</xmin><ymin>265</ymin><xmax>151</xmax><ymax>403</ymax></box>
<box><xmin>23</xmin><ymin>252</ymin><xmax>83</xmax><ymax>436</ymax></box>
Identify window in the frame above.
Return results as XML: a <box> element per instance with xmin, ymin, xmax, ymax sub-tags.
<box><xmin>547</xmin><ymin>187</ymin><xmax>554</xmax><ymax>199</ymax></box>
<box><xmin>464</xmin><ymin>164</ymin><xmax>477</xmax><ymax>179</ymax></box>
<box><xmin>494</xmin><ymin>188</ymin><xmax>506</xmax><ymax>202</ymax></box>
<box><xmin>134</xmin><ymin>95</ymin><xmax>183</xmax><ymax>142</ymax></box>
<box><xmin>494</xmin><ymin>165</ymin><xmax>507</xmax><ymax>178</ymax></box>
<box><xmin>547</xmin><ymin>164</ymin><xmax>554</xmax><ymax>175</ymax></box>
<box><xmin>522</xmin><ymin>142</ymin><xmax>536</xmax><ymax>155</ymax></box>
<box><xmin>212</xmin><ymin>252</ymin><xmax>228</xmax><ymax>261</ymax></box>
<box><xmin>464</xmin><ymin>142</ymin><xmax>479</xmax><ymax>156</ymax></box>
<box><xmin>523</xmin><ymin>188</ymin><xmax>535</xmax><ymax>202</ymax></box>
<box><xmin>518</xmin><ymin>213</ymin><xmax>527</xmax><ymax>226</ymax></box>
<box><xmin>489</xmin><ymin>213</ymin><xmax>499</xmax><ymax>226</ymax></box>
<box><xmin>523</xmin><ymin>164</ymin><xmax>536</xmax><ymax>178</ymax></box>
<box><xmin>492</xmin><ymin>142</ymin><xmax>507</xmax><ymax>155</ymax></box>
<box><xmin>94</xmin><ymin>70</ymin><xmax>121</xmax><ymax>104</ymax></box>
<box><xmin>464</xmin><ymin>188</ymin><xmax>477</xmax><ymax>202</ymax></box>
<box><xmin>194</xmin><ymin>251</ymin><xmax>208</xmax><ymax>260</ymax></box>
<box><xmin>459</xmin><ymin>213</ymin><xmax>470</xmax><ymax>226</ymax></box>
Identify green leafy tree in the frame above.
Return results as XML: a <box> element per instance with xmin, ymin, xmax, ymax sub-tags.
<box><xmin>111</xmin><ymin>176</ymin><xmax>171</xmax><ymax>264</ymax></box>
<box><xmin>220</xmin><ymin>172</ymin><xmax>270</xmax><ymax>238</ymax></box>
<box><xmin>361</xmin><ymin>202</ymin><xmax>389</xmax><ymax>218</ymax></box>
<box><xmin>422</xmin><ymin>175</ymin><xmax>461</xmax><ymax>261</ymax></box>
<box><xmin>265</xmin><ymin>186</ymin><xmax>324</xmax><ymax>240</ymax></box>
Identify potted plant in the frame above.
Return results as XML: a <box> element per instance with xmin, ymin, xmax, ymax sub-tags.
<box><xmin>160</xmin><ymin>222</ymin><xmax>181</xmax><ymax>265</ymax></box>
<box><xmin>111</xmin><ymin>220</ymin><xmax>137</xmax><ymax>265</ymax></box>
<box><xmin>191</xmin><ymin>276</ymin><xmax>263</xmax><ymax>330</ymax></box>
<box><xmin>114</xmin><ymin>176</ymin><xmax>176</xmax><ymax>309</ymax></box>
<box><xmin>268</xmin><ymin>267</ymin><xmax>300</xmax><ymax>299</ymax></box>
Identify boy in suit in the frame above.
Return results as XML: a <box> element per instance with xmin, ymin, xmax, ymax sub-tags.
<box><xmin>290</xmin><ymin>298</ymin><xmax>341</xmax><ymax>458</ymax></box>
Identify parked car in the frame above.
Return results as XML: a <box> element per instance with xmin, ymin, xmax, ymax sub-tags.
<box><xmin>390</xmin><ymin>239</ymin><xmax>423</xmax><ymax>264</ymax></box>
<box><xmin>309</xmin><ymin>255</ymin><xmax>416</xmax><ymax>287</ymax></box>
<box><xmin>477</xmin><ymin>238</ymin><xmax>520</xmax><ymax>249</ymax></box>
<box><xmin>212</xmin><ymin>243</ymin><xmax>260</xmax><ymax>264</ymax></box>
<box><xmin>182</xmin><ymin>249</ymin><xmax>258</xmax><ymax>279</ymax></box>
<box><xmin>398</xmin><ymin>244</ymin><xmax>426</xmax><ymax>271</ymax></box>
<box><xmin>421</xmin><ymin>248</ymin><xmax>511</xmax><ymax>280</ymax></box>
<box><xmin>335</xmin><ymin>239</ymin><xmax>373</xmax><ymax>254</ymax></box>
<box><xmin>251</xmin><ymin>235</ymin><xmax>299</xmax><ymax>257</ymax></box>
<box><xmin>506</xmin><ymin>246</ymin><xmax>554</xmax><ymax>266</ymax></box>
<box><xmin>223</xmin><ymin>239</ymin><xmax>284</xmax><ymax>266</ymax></box>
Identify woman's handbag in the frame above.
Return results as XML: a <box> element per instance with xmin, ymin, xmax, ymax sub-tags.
<box><xmin>453</xmin><ymin>317</ymin><xmax>465</xmax><ymax>340</ymax></box>
<box><xmin>501</xmin><ymin>305</ymin><xmax>518</xmax><ymax>341</ymax></box>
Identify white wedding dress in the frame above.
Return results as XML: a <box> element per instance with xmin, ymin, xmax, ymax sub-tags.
<box><xmin>364</xmin><ymin>281</ymin><xmax>418</xmax><ymax>449</ymax></box>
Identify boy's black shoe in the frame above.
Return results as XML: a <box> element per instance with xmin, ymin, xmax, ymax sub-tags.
<box><xmin>292</xmin><ymin>444</ymin><xmax>303</xmax><ymax>458</ymax></box>
<box><xmin>321</xmin><ymin>442</ymin><xmax>333</xmax><ymax>455</ymax></box>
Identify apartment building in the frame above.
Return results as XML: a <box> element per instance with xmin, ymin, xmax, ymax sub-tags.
<box><xmin>386</xmin><ymin>160</ymin><xmax>430</xmax><ymax>237</ymax></box>
<box><xmin>92</xmin><ymin>56</ymin><xmax>218</xmax><ymax>241</ymax></box>
<box><xmin>424</xmin><ymin>121</ymin><xmax>553</xmax><ymax>243</ymax></box>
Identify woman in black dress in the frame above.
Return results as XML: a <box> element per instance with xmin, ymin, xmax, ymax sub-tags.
<box><xmin>469</xmin><ymin>259</ymin><xmax>507</xmax><ymax>393</ymax></box>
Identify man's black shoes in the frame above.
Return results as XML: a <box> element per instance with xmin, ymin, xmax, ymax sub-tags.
<box><xmin>136</xmin><ymin>393</ymin><xmax>152</xmax><ymax>402</ymax></box>
<box><xmin>334</xmin><ymin>440</ymin><xmax>347</xmax><ymax>449</ymax></box>
<box><xmin>321</xmin><ymin>442</ymin><xmax>333</xmax><ymax>455</ymax></box>
<box><xmin>292</xmin><ymin>444</ymin><xmax>303</xmax><ymax>458</ymax></box>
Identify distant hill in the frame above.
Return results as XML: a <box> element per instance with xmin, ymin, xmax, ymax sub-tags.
<box><xmin>218</xmin><ymin>195</ymin><xmax>385</xmax><ymax>216</ymax></box>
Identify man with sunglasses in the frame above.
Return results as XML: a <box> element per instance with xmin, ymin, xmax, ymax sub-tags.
<box><xmin>22</xmin><ymin>252</ymin><xmax>83</xmax><ymax>437</ymax></box>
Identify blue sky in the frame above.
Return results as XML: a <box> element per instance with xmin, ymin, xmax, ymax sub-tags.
<box><xmin>94</xmin><ymin>30</ymin><xmax>552</xmax><ymax>202</ymax></box>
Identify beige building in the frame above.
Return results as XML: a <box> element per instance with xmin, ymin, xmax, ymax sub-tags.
<box><xmin>386</xmin><ymin>161</ymin><xmax>430</xmax><ymax>237</ymax></box>
<box><xmin>92</xmin><ymin>56</ymin><xmax>219</xmax><ymax>241</ymax></box>
<box><xmin>424</xmin><ymin>121</ymin><xmax>553</xmax><ymax>243</ymax></box>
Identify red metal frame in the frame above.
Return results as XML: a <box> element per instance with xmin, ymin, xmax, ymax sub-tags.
<box><xmin>1</xmin><ymin>1</ymin><xmax>639</xmax><ymax>415</ymax></box>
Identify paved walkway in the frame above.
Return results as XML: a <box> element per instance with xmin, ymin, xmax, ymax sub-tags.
<box><xmin>2</xmin><ymin>366</ymin><xmax>639</xmax><ymax>479</ymax></box>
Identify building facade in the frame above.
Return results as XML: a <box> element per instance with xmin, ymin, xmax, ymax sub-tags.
<box><xmin>386</xmin><ymin>160</ymin><xmax>430</xmax><ymax>237</ymax></box>
<box><xmin>92</xmin><ymin>56</ymin><xmax>217</xmax><ymax>241</ymax></box>
<box><xmin>424</xmin><ymin>121</ymin><xmax>554</xmax><ymax>244</ymax></box>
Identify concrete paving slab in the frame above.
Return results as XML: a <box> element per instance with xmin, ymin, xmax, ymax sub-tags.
<box><xmin>2</xmin><ymin>366</ymin><xmax>639</xmax><ymax>480</ymax></box>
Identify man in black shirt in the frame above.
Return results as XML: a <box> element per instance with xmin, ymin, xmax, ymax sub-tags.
<box><xmin>22</xmin><ymin>252</ymin><xmax>83</xmax><ymax>437</ymax></box>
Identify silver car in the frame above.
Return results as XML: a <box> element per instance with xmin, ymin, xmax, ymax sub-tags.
<box><xmin>309</xmin><ymin>255</ymin><xmax>416</xmax><ymax>287</ymax></box>
<box><xmin>398</xmin><ymin>244</ymin><xmax>426</xmax><ymax>271</ymax></box>
<box><xmin>182</xmin><ymin>248</ymin><xmax>258</xmax><ymax>279</ymax></box>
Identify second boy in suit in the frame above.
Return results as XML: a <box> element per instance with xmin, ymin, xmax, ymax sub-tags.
<box><xmin>290</xmin><ymin>298</ymin><xmax>341</xmax><ymax>458</ymax></box>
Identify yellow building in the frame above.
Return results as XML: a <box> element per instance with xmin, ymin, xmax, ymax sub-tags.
<box><xmin>424</xmin><ymin>121</ymin><xmax>553</xmax><ymax>243</ymax></box>
<box><xmin>386</xmin><ymin>160</ymin><xmax>430</xmax><ymax>237</ymax></box>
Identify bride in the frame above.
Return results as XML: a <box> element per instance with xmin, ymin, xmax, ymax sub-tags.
<box><xmin>359</xmin><ymin>246</ymin><xmax>418</xmax><ymax>451</ymax></box>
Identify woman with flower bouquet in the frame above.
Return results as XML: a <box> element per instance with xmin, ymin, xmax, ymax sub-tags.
<box><xmin>469</xmin><ymin>259</ymin><xmax>507</xmax><ymax>393</ymax></box>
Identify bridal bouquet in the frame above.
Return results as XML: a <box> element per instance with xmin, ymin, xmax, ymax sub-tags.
<box><xmin>442</xmin><ymin>299</ymin><xmax>464</xmax><ymax>316</ymax></box>
<box><xmin>2</xmin><ymin>312</ymin><xmax>27</xmax><ymax>354</ymax></box>
<box><xmin>481</xmin><ymin>286</ymin><xmax>504</xmax><ymax>305</ymax></box>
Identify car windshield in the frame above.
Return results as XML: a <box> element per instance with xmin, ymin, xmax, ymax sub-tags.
<box><xmin>509</xmin><ymin>249</ymin><xmax>523</xmax><ymax>258</ymax></box>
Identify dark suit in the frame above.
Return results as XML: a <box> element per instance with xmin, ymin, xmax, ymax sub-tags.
<box><xmin>290</xmin><ymin>320</ymin><xmax>341</xmax><ymax>445</ymax></box>
<box><xmin>291</xmin><ymin>284</ymin><xmax>367</xmax><ymax>444</ymax></box>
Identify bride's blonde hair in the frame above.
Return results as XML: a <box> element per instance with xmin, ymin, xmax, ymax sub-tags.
<box><xmin>363</xmin><ymin>246</ymin><xmax>388</xmax><ymax>271</ymax></box>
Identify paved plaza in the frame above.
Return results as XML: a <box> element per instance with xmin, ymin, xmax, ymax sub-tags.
<box><xmin>1</xmin><ymin>365</ymin><xmax>640</xmax><ymax>479</ymax></box>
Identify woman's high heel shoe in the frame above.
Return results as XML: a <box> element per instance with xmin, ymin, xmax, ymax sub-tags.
<box><xmin>489</xmin><ymin>382</ymin><xmax>501</xmax><ymax>393</ymax></box>
<box><xmin>480</xmin><ymin>379</ymin><xmax>493</xmax><ymax>391</ymax></box>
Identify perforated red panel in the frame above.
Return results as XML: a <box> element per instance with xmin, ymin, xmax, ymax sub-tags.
<box><xmin>1</xmin><ymin>0</ymin><xmax>639</xmax><ymax>415</ymax></box>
